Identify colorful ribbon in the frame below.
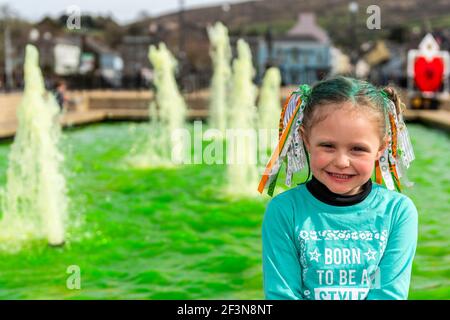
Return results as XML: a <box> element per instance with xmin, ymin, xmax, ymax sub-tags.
<box><xmin>258</xmin><ymin>85</ymin><xmax>310</xmax><ymax>196</ymax></box>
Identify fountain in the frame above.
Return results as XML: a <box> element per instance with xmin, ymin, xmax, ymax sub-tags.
<box><xmin>226</xmin><ymin>39</ymin><xmax>259</xmax><ymax>196</ymax></box>
<box><xmin>127</xmin><ymin>43</ymin><xmax>188</xmax><ymax>168</ymax></box>
<box><xmin>257</xmin><ymin>67</ymin><xmax>282</xmax><ymax>165</ymax></box>
<box><xmin>258</xmin><ymin>67</ymin><xmax>281</xmax><ymax>159</ymax></box>
<box><xmin>207</xmin><ymin>22</ymin><xmax>232</xmax><ymax>134</ymax></box>
<box><xmin>257</xmin><ymin>67</ymin><xmax>281</xmax><ymax>131</ymax></box>
<box><xmin>0</xmin><ymin>44</ymin><xmax>67</xmax><ymax>250</ymax></box>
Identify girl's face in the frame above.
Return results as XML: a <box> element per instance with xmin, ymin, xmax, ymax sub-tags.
<box><xmin>301</xmin><ymin>103</ymin><xmax>388</xmax><ymax>196</ymax></box>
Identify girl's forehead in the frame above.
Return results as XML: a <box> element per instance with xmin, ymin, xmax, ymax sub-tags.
<box><xmin>308</xmin><ymin>105</ymin><xmax>382</xmax><ymax>141</ymax></box>
<box><xmin>317</xmin><ymin>100</ymin><xmax>368</xmax><ymax>113</ymax></box>
<box><xmin>311</xmin><ymin>102</ymin><xmax>377</xmax><ymax>125</ymax></box>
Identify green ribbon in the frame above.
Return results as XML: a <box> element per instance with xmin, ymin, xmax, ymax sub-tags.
<box><xmin>294</xmin><ymin>84</ymin><xmax>312</xmax><ymax>100</ymax></box>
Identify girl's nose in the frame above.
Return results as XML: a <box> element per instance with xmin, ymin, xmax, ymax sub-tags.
<box><xmin>334</xmin><ymin>153</ymin><xmax>350</xmax><ymax>168</ymax></box>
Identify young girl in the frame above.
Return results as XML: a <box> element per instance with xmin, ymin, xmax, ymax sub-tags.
<box><xmin>259</xmin><ymin>76</ymin><xmax>418</xmax><ymax>300</ymax></box>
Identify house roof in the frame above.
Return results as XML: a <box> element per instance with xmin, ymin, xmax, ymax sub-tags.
<box><xmin>285</xmin><ymin>13</ymin><xmax>329</xmax><ymax>44</ymax></box>
<box><xmin>84</xmin><ymin>36</ymin><xmax>115</xmax><ymax>54</ymax></box>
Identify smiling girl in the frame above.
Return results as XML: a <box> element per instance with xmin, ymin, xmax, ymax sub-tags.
<box><xmin>260</xmin><ymin>76</ymin><xmax>418</xmax><ymax>300</ymax></box>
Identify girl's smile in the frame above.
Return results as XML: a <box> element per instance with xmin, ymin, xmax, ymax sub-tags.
<box><xmin>326</xmin><ymin>171</ymin><xmax>356</xmax><ymax>181</ymax></box>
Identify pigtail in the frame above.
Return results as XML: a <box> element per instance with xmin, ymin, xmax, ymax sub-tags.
<box><xmin>258</xmin><ymin>85</ymin><xmax>311</xmax><ymax>196</ymax></box>
<box><xmin>382</xmin><ymin>87</ymin><xmax>405</xmax><ymax>119</ymax></box>
<box><xmin>376</xmin><ymin>87</ymin><xmax>415</xmax><ymax>192</ymax></box>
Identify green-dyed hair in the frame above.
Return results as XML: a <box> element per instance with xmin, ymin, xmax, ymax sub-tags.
<box><xmin>301</xmin><ymin>76</ymin><xmax>404</xmax><ymax>143</ymax></box>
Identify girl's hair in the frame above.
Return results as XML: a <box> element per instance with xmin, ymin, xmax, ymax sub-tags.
<box><xmin>301</xmin><ymin>76</ymin><xmax>404</xmax><ymax>143</ymax></box>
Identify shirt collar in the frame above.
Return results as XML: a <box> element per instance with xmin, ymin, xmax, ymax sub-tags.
<box><xmin>305</xmin><ymin>175</ymin><xmax>372</xmax><ymax>207</ymax></box>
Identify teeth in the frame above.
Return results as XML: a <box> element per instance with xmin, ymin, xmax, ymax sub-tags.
<box><xmin>330</xmin><ymin>173</ymin><xmax>351</xmax><ymax>179</ymax></box>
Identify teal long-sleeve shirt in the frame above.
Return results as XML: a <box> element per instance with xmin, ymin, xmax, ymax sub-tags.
<box><xmin>262</xmin><ymin>183</ymin><xmax>418</xmax><ymax>300</ymax></box>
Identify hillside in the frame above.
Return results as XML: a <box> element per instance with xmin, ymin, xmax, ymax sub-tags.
<box><xmin>145</xmin><ymin>0</ymin><xmax>450</xmax><ymax>49</ymax></box>
<box><xmin>114</xmin><ymin>0</ymin><xmax>447</xmax><ymax>73</ymax></box>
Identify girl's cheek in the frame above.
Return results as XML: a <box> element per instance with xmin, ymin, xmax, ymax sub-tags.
<box><xmin>354</xmin><ymin>159</ymin><xmax>375</xmax><ymax>174</ymax></box>
<box><xmin>311</xmin><ymin>151</ymin><xmax>331</xmax><ymax>167</ymax></box>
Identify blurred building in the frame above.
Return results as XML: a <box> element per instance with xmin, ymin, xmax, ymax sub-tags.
<box><xmin>0</xmin><ymin>16</ymin><xmax>127</xmax><ymax>91</ymax></box>
<box><xmin>53</xmin><ymin>37</ymin><xmax>82</xmax><ymax>76</ymax></box>
<box><xmin>358</xmin><ymin>40</ymin><xmax>407</xmax><ymax>87</ymax></box>
<box><xmin>257</xmin><ymin>13</ymin><xmax>332</xmax><ymax>85</ymax></box>
<box><xmin>117</xmin><ymin>35</ymin><xmax>157</xmax><ymax>88</ymax></box>
<box><xmin>329</xmin><ymin>47</ymin><xmax>352</xmax><ymax>76</ymax></box>
<box><xmin>81</xmin><ymin>36</ymin><xmax>123</xmax><ymax>88</ymax></box>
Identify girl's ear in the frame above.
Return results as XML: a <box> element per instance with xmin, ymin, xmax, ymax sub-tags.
<box><xmin>299</xmin><ymin>126</ymin><xmax>310</xmax><ymax>152</ymax></box>
<box><xmin>376</xmin><ymin>135</ymin><xmax>390</xmax><ymax>160</ymax></box>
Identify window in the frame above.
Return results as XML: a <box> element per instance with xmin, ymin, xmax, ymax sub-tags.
<box><xmin>291</xmin><ymin>47</ymin><xmax>300</xmax><ymax>63</ymax></box>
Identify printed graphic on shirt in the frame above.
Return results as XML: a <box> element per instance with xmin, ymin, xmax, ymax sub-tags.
<box><xmin>298</xmin><ymin>229</ymin><xmax>388</xmax><ymax>300</ymax></box>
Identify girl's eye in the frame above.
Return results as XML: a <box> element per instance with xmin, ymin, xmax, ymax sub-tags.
<box><xmin>352</xmin><ymin>147</ymin><xmax>367</xmax><ymax>152</ymax></box>
<box><xmin>320</xmin><ymin>144</ymin><xmax>334</xmax><ymax>149</ymax></box>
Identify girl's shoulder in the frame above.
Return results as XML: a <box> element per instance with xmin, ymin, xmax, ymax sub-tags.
<box><xmin>372</xmin><ymin>183</ymin><xmax>418</xmax><ymax>219</ymax></box>
<box><xmin>270</xmin><ymin>183</ymin><xmax>307</xmax><ymax>204</ymax></box>
<box><xmin>372</xmin><ymin>182</ymin><xmax>415</xmax><ymax>204</ymax></box>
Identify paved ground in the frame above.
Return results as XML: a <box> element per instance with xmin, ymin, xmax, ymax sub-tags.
<box><xmin>0</xmin><ymin>108</ymin><xmax>209</xmax><ymax>139</ymax></box>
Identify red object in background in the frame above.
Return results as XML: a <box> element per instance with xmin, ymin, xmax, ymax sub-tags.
<box><xmin>414</xmin><ymin>56</ymin><xmax>444</xmax><ymax>93</ymax></box>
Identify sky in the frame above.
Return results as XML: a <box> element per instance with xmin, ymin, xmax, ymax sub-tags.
<box><xmin>0</xmin><ymin>0</ymin><xmax>251</xmax><ymax>24</ymax></box>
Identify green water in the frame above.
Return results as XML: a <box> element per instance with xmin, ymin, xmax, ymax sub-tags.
<box><xmin>0</xmin><ymin>123</ymin><xmax>448</xmax><ymax>299</ymax></box>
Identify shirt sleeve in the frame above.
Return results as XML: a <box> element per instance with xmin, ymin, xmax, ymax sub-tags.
<box><xmin>366</xmin><ymin>196</ymin><xmax>418</xmax><ymax>300</ymax></box>
<box><xmin>262</xmin><ymin>198</ymin><xmax>304</xmax><ymax>300</ymax></box>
